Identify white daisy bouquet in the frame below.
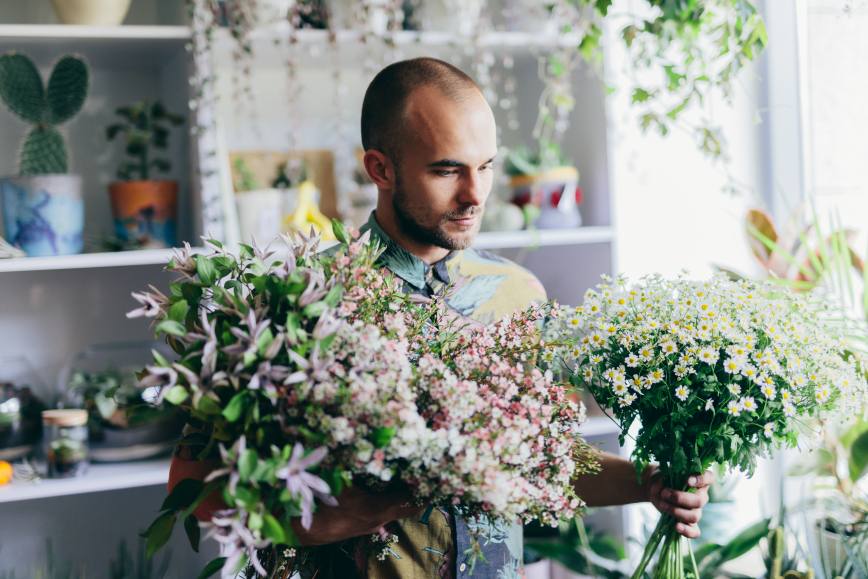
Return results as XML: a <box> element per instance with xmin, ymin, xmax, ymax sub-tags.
<box><xmin>131</xmin><ymin>224</ymin><xmax>597</xmax><ymax>578</ymax></box>
<box><xmin>547</xmin><ymin>273</ymin><xmax>866</xmax><ymax>579</ymax></box>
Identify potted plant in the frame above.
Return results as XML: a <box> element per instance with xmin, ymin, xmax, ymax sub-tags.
<box><xmin>51</xmin><ymin>0</ymin><xmax>132</xmax><ymax>26</ymax></box>
<box><xmin>0</xmin><ymin>53</ymin><xmax>89</xmax><ymax>257</ymax></box>
<box><xmin>59</xmin><ymin>342</ymin><xmax>184</xmax><ymax>462</ymax></box>
<box><xmin>105</xmin><ymin>100</ymin><xmax>184</xmax><ymax>249</ymax></box>
<box><xmin>505</xmin><ymin>142</ymin><xmax>582</xmax><ymax>230</ymax></box>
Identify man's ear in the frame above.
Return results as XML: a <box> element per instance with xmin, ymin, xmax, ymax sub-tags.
<box><xmin>363</xmin><ymin>149</ymin><xmax>395</xmax><ymax>191</ymax></box>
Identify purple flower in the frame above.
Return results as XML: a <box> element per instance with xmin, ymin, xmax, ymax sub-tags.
<box><xmin>275</xmin><ymin>443</ymin><xmax>336</xmax><ymax>530</ymax></box>
<box><xmin>201</xmin><ymin>507</ymin><xmax>269</xmax><ymax>577</ymax></box>
<box><xmin>127</xmin><ymin>286</ymin><xmax>169</xmax><ymax>319</ymax></box>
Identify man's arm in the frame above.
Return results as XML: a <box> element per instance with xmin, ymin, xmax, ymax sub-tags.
<box><xmin>169</xmin><ymin>454</ymin><xmax>423</xmax><ymax>545</ymax></box>
<box><xmin>573</xmin><ymin>451</ymin><xmax>713</xmax><ymax>539</ymax></box>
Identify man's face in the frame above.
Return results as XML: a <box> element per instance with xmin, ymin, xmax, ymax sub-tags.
<box><xmin>390</xmin><ymin>86</ymin><xmax>498</xmax><ymax>251</ymax></box>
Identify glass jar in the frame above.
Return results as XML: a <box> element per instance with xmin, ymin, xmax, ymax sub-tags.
<box><xmin>41</xmin><ymin>409</ymin><xmax>89</xmax><ymax>478</ymax></box>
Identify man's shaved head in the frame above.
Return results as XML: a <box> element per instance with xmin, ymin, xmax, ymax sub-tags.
<box><xmin>360</xmin><ymin>57</ymin><xmax>481</xmax><ymax>160</ymax></box>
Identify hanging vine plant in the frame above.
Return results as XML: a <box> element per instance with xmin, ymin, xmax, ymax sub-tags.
<box><xmin>546</xmin><ymin>0</ymin><xmax>767</xmax><ymax>160</ymax></box>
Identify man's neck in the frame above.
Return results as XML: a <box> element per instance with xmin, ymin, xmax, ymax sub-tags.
<box><xmin>372</xmin><ymin>208</ymin><xmax>450</xmax><ymax>265</ymax></box>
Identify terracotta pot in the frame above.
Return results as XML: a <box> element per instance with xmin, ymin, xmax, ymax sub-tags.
<box><xmin>108</xmin><ymin>180</ymin><xmax>178</xmax><ymax>248</ymax></box>
<box><xmin>51</xmin><ymin>0</ymin><xmax>132</xmax><ymax>25</ymax></box>
<box><xmin>0</xmin><ymin>174</ymin><xmax>84</xmax><ymax>256</ymax></box>
<box><xmin>167</xmin><ymin>455</ymin><xmax>227</xmax><ymax>522</ymax></box>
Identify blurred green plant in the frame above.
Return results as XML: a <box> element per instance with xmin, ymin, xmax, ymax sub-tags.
<box><xmin>106</xmin><ymin>100</ymin><xmax>184</xmax><ymax>181</ymax></box>
<box><xmin>0</xmin><ymin>52</ymin><xmax>89</xmax><ymax>175</ymax></box>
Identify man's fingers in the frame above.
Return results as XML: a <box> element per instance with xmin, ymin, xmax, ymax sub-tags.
<box><xmin>669</xmin><ymin>506</ymin><xmax>702</xmax><ymax>525</ymax></box>
<box><xmin>661</xmin><ymin>489</ymin><xmax>704</xmax><ymax>509</ymax></box>
<box><xmin>687</xmin><ymin>471</ymin><xmax>714</xmax><ymax>488</ymax></box>
<box><xmin>675</xmin><ymin>522</ymin><xmax>701</xmax><ymax>539</ymax></box>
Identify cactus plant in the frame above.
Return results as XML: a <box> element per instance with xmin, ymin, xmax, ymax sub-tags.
<box><xmin>0</xmin><ymin>52</ymin><xmax>89</xmax><ymax>176</ymax></box>
<box><xmin>106</xmin><ymin>100</ymin><xmax>183</xmax><ymax>181</ymax></box>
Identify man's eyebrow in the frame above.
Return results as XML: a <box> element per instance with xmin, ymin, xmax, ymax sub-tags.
<box><xmin>427</xmin><ymin>156</ymin><xmax>497</xmax><ymax>169</ymax></box>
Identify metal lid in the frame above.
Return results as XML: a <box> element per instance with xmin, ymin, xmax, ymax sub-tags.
<box><xmin>41</xmin><ymin>409</ymin><xmax>88</xmax><ymax>427</ymax></box>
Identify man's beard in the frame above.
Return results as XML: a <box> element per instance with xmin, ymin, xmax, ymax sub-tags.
<box><xmin>392</xmin><ymin>174</ymin><xmax>480</xmax><ymax>251</ymax></box>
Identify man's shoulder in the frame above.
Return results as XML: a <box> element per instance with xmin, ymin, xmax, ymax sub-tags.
<box><xmin>447</xmin><ymin>248</ymin><xmax>547</xmax><ymax>319</ymax></box>
<box><xmin>459</xmin><ymin>247</ymin><xmax>546</xmax><ymax>297</ymax></box>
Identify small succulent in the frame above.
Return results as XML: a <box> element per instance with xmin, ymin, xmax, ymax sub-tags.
<box><xmin>0</xmin><ymin>52</ymin><xmax>89</xmax><ymax>175</ymax></box>
<box><xmin>106</xmin><ymin>100</ymin><xmax>184</xmax><ymax>181</ymax></box>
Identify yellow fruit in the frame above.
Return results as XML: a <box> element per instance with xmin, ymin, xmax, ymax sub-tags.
<box><xmin>0</xmin><ymin>461</ymin><xmax>12</xmax><ymax>485</ymax></box>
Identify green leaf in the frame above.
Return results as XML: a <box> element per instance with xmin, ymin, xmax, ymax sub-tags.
<box><xmin>331</xmin><ymin>219</ymin><xmax>349</xmax><ymax>244</ymax></box>
<box><xmin>46</xmin><ymin>55</ymin><xmax>89</xmax><ymax>124</ymax></box>
<box><xmin>195</xmin><ymin>557</ymin><xmax>226</xmax><ymax>579</ymax></box>
<box><xmin>238</xmin><ymin>448</ymin><xmax>258</xmax><ymax>481</ymax></box>
<box><xmin>156</xmin><ymin>320</ymin><xmax>186</xmax><ymax>338</ymax></box>
<box><xmin>247</xmin><ymin>511</ymin><xmax>263</xmax><ymax>531</ymax></box>
<box><xmin>323</xmin><ymin>284</ymin><xmax>344</xmax><ymax>308</ymax></box>
<box><xmin>168</xmin><ymin>299</ymin><xmax>189</xmax><ymax>324</ymax></box>
<box><xmin>184</xmin><ymin>514</ymin><xmax>201</xmax><ymax>552</ymax></box>
<box><xmin>257</xmin><ymin>327</ymin><xmax>274</xmax><ymax>358</ymax></box>
<box><xmin>702</xmin><ymin>518</ymin><xmax>770</xmax><ymax>573</ymax></box>
<box><xmin>144</xmin><ymin>511</ymin><xmax>176</xmax><ymax>558</ymax></box>
<box><xmin>196</xmin><ymin>393</ymin><xmax>222</xmax><ymax>415</ymax></box>
<box><xmin>849</xmin><ymin>429</ymin><xmax>868</xmax><ymax>482</ymax></box>
<box><xmin>161</xmin><ymin>478</ymin><xmax>205</xmax><ymax>512</ymax></box>
<box><xmin>372</xmin><ymin>426</ymin><xmax>396</xmax><ymax>449</ymax></box>
<box><xmin>196</xmin><ymin>255</ymin><xmax>218</xmax><ymax>286</ymax></box>
<box><xmin>302</xmin><ymin>301</ymin><xmax>329</xmax><ymax>318</ymax></box>
<box><xmin>262</xmin><ymin>513</ymin><xmax>287</xmax><ymax>544</ymax></box>
<box><xmin>164</xmin><ymin>385</ymin><xmax>189</xmax><ymax>405</ymax></box>
<box><xmin>0</xmin><ymin>53</ymin><xmax>45</xmax><ymax>124</ymax></box>
<box><xmin>222</xmin><ymin>392</ymin><xmax>248</xmax><ymax>422</ymax></box>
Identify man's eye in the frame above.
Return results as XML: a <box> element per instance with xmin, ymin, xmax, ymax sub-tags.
<box><xmin>480</xmin><ymin>164</ymin><xmax>493</xmax><ymax>172</ymax></box>
<box><xmin>435</xmin><ymin>170</ymin><xmax>458</xmax><ymax>177</ymax></box>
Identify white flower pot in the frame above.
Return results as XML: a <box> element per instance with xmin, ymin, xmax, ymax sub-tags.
<box><xmin>51</xmin><ymin>0</ymin><xmax>132</xmax><ymax>25</ymax></box>
<box><xmin>236</xmin><ymin>188</ymin><xmax>289</xmax><ymax>245</ymax></box>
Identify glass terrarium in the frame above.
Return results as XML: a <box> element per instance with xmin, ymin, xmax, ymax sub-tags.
<box><xmin>58</xmin><ymin>341</ymin><xmax>184</xmax><ymax>462</ymax></box>
<box><xmin>0</xmin><ymin>356</ymin><xmax>46</xmax><ymax>461</ymax></box>
<box><xmin>42</xmin><ymin>409</ymin><xmax>89</xmax><ymax>478</ymax></box>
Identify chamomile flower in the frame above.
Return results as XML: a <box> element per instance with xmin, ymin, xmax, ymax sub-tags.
<box><xmin>727</xmin><ymin>400</ymin><xmax>742</xmax><ymax>416</ymax></box>
<box><xmin>661</xmin><ymin>341</ymin><xmax>678</xmax><ymax>355</ymax></box>
<box><xmin>723</xmin><ymin>357</ymin><xmax>743</xmax><ymax>374</ymax></box>
<box><xmin>763</xmin><ymin>423</ymin><xmax>775</xmax><ymax>438</ymax></box>
<box><xmin>625</xmin><ymin>354</ymin><xmax>641</xmax><ymax>368</ymax></box>
<box><xmin>727</xmin><ymin>383</ymin><xmax>742</xmax><ymax>396</ymax></box>
<box><xmin>674</xmin><ymin>385</ymin><xmax>690</xmax><ymax>401</ymax></box>
<box><xmin>815</xmin><ymin>385</ymin><xmax>831</xmax><ymax>403</ymax></box>
<box><xmin>698</xmin><ymin>347</ymin><xmax>719</xmax><ymax>365</ymax></box>
<box><xmin>761</xmin><ymin>383</ymin><xmax>776</xmax><ymax>399</ymax></box>
<box><xmin>613</xmin><ymin>382</ymin><xmax>628</xmax><ymax>395</ymax></box>
<box><xmin>740</xmin><ymin>396</ymin><xmax>757</xmax><ymax>413</ymax></box>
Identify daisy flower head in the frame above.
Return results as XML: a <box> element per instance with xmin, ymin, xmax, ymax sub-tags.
<box><xmin>698</xmin><ymin>347</ymin><xmax>719</xmax><ymax>366</ymax></box>
<box><xmin>727</xmin><ymin>400</ymin><xmax>742</xmax><ymax>416</ymax></box>
<box><xmin>763</xmin><ymin>423</ymin><xmax>775</xmax><ymax>438</ymax></box>
<box><xmin>674</xmin><ymin>385</ymin><xmax>690</xmax><ymax>402</ymax></box>
<box><xmin>740</xmin><ymin>396</ymin><xmax>757</xmax><ymax>413</ymax></box>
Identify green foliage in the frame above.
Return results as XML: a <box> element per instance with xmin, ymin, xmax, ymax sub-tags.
<box><xmin>106</xmin><ymin>100</ymin><xmax>184</xmax><ymax>181</ymax></box>
<box><xmin>551</xmin><ymin>0</ymin><xmax>766</xmax><ymax>159</ymax></box>
<box><xmin>0</xmin><ymin>53</ymin><xmax>89</xmax><ymax>175</ymax></box>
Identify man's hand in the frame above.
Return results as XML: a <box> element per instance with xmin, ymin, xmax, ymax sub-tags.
<box><xmin>645</xmin><ymin>470</ymin><xmax>714</xmax><ymax>538</ymax></box>
<box><xmin>291</xmin><ymin>484</ymin><xmax>424</xmax><ymax>546</ymax></box>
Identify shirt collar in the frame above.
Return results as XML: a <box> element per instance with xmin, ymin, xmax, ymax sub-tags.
<box><xmin>361</xmin><ymin>211</ymin><xmax>454</xmax><ymax>291</ymax></box>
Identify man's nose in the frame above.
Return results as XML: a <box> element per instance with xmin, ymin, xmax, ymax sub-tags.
<box><xmin>457</xmin><ymin>171</ymin><xmax>485</xmax><ymax>206</ymax></box>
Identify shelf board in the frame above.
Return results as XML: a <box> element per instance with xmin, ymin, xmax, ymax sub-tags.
<box><xmin>0</xmin><ymin>25</ymin><xmax>191</xmax><ymax>68</ymax></box>
<box><xmin>0</xmin><ymin>248</ymin><xmax>194</xmax><ymax>273</ymax></box>
<box><xmin>0</xmin><ymin>458</ymin><xmax>169</xmax><ymax>504</ymax></box>
<box><xmin>473</xmin><ymin>226</ymin><xmax>613</xmax><ymax>250</ymax></box>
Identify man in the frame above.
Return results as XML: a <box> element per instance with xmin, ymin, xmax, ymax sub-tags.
<box><xmin>171</xmin><ymin>57</ymin><xmax>711</xmax><ymax>578</ymax></box>
<box><xmin>290</xmin><ymin>57</ymin><xmax>711</xmax><ymax>577</ymax></box>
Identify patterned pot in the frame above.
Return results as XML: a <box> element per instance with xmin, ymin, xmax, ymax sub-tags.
<box><xmin>0</xmin><ymin>175</ymin><xmax>84</xmax><ymax>256</ymax></box>
<box><xmin>108</xmin><ymin>180</ymin><xmax>178</xmax><ymax>248</ymax></box>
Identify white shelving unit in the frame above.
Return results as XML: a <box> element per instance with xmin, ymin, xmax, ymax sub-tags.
<box><xmin>0</xmin><ymin>2</ymin><xmax>622</xmax><ymax>576</ymax></box>
<box><xmin>0</xmin><ymin>459</ymin><xmax>170</xmax><ymax>504</ymax></box>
